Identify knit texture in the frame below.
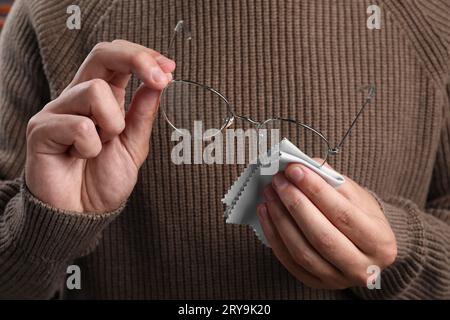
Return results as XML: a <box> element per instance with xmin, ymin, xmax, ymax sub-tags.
<box><xmin>1</xmin><ymin>0</ymin><xmax>450</xmax><ymax>299</ymax></box>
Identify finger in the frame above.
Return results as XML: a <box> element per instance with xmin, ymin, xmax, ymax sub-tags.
<box><xmin>107</xmin><ymin>56</ymin><xmax>175</xmax><ymax>91</ymax></box>
<box><xmin>111</xmin><ymin>39</ymin><xmax>176</xmax><ymax>73</ymax></box>
<box><xmin>263</xmin><ymin>186</ymin><xmax>351</xmax><ymax>289</ymax></box>
<box><xmin>46</xmin><ymin>79</ymin><xmax>125</xmax><ymax>142</ymax></box>
<box><xmin>311</xmin><ymin>159</ymin><xmax>370</xmax><ymax>206</ymax></box>
<box><xmin>257</xmin><ymin>203</ymin><xmax>325</xmax><ymax>289</ymax></box>
<box><xmin>283</xmin><ymin>164</ymin><xmax>380</xmax><ymax>253</ymax></box>
<box><xmin>121</xmin><ymin>84</ymin><xmax>162</xmax><ymax>167</ymax></box>
<box><xmin>271</xmin><ymin>172</ymin><xmax>370</xmax><ymax>282</ymax></box>
<box><xmin>341</xmin><ymin>176</ymin><xmax>384</xmax><ymax>216</ymax></box>
<box><xmin>105</xmin><ymin>43</ymin><xmax>174</xmax><ymax>90</ymax></box>
<box><xmin>68</xmin><ymin>41</ymin><xmax>175</xmax><ymax>91</ymax></box>
<box><xmin>27</xmin><ymin>114</ymin><xmax>102</xmax><ymax>159</ymax></box>
<box><xmin>312</xmin><ymin>158</ymin><xmax>333</xmax><ymax>170</ymax></box>
<box><xmin>109</xmin><ymin>72</ymin><xmax>132</xmax><ymax>89</ymax></box>
<box><xmin>108</xmin><ymin>74</ymin><xmax>131</xmax><ymax>107</ymax></box>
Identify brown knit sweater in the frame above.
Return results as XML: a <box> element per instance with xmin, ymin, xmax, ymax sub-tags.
<box><xmin>0</xmin><ymin>0</ymin><xmax>450</xmax><ymax>299</ymax></box>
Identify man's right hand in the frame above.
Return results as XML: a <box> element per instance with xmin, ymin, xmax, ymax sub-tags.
<box><xmin>25</xmin><ymin>40</ymin><xmax>175</xmax><ymax>213</ymax></box>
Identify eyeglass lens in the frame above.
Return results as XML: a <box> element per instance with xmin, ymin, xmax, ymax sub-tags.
<box><xmin>160</xmin><ymin>80</ymin><xmax>232</xmax><ymax>139</ymax></box>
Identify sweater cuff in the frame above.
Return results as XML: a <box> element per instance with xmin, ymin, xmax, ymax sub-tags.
<box><xmin>6</xmin><ymin>184</ymin><xmax>125</xmax><ymax>264</ymax></box>
<box><xmin>351</xmin><ymin>193</ymin><xmax>426</xmax><ymax>299</ymax></box>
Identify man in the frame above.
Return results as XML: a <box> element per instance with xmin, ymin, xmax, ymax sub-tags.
<box><xmin>0</xmin><ymin>0</ymin><xmax>449</xmax><ymax>299</ymax></box>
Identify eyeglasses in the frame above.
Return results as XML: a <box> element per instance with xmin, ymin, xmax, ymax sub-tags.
<box><xmin>159</xmin><ymin>21</ymin><xmax>376</xmax><ymax>166</ymax></box>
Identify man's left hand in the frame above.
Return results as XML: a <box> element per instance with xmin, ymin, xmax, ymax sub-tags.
<box><xmin>257</xmin><ymin>162</ymin><xmax>397</xmax><ymax>289</ymax></box>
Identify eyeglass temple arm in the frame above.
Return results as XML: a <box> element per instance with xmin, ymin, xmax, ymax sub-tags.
<box><xmin>165</xmin><ymin>20</ymin><xmax>191</xmax><ymax>60</ymax></box>
<box><xmin>330</xmin><ymin>85</ymin><xmax>376</xmax><ymax>155</ymax></box>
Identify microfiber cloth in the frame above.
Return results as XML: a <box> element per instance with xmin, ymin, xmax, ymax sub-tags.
<box><xmin>222</xmin><ymin>138</ymin><xmax>345</xmax><ymax>246</ymax></box>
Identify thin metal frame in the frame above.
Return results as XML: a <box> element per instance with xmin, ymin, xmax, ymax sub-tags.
<box><xmin>161</xmin><ymin>20</ymin><xmax>376</xmax><ymax>165</ymax></box>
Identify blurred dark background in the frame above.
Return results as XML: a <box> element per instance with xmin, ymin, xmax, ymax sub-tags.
<box><xmin>0</xmin><ymin>0</ymin><xmax>13</xmax><ymax>32</ymax></box>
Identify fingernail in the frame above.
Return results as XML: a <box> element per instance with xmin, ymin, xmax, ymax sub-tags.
<box><xmin>263</xmin><ymin>186</ymin><xmax>276</xmax><ymax>201</ymax></box>
<box><xmin>273</xmin><ymin>173</ymin><xmax>289</xmax><ymax>190</ymax></box>
<box><xmin>152</xmin><ymin>67</ymin><xmax>167</xmax><ymax>84</ymax></box>
<box><xmin>257</xmin><ymin>204</ymin><xmax>267</xmax><ymax>220</ymax></box>
<box><xmin>287</xmin><ymin>166</ymin><xmax>304</xmax><ymax>184</ymax></box>
<box><xmin>166</xmin><ymin>73</ymin><xmax>173</xmax><ymax>82</ymax></box>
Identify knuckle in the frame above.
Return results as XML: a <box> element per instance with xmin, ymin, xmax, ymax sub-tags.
<box><xmin>26</xmin><ymin>114</ymin><xmax>41</xmax><ymax>137</ymax></box>
<box><xmin>292</xmin><ymin>250</ymin><xmax>314</xmax><ymax>270</ymax></box>
<box><xmin>337</xmin><ymin>187</ymin><xmax>354</xmax><ymax>201</ymax></box>
<box><xmin>111</xmin><ymin>39</ymin><xmax>128</xmax><ymax>46</ymax></box>
<box><xmin>86</xmin><ymin>79</ymin><xmax>110</xmax><ymax>98</ymax></box>
<box><xmin>131</xmin><ymin>50</ymin><xmax>152</xmax><ymax>68</ymax></box>
<box><xmin>334</xmin><ymin>206</ymin><xmax>352</xmax><ymax>228</ymax></box>
<box><xmin>378</xmin><ymin>242</ymin><xmax>398</xmax><ymax>267</ymax></box>
<box><xmin>111</xmin><ymin>118</ymin><xmax>126</xmax><ymax>135</ymax></box>
<box><xmin>317</xmin><ymin>232</ymin><xmax>336</xmax><ymax>253</ymax></box>
<box><xmin>369</xmin><ymin>230</ymin><xmax>397</xmax><ymax>267</ymax></box>
<box><xmin>307</xmin><ymin>179</ymin><xmax>325</xmax><ymax>198</ymax></box>
<box><xmin>73</xmin><ymin>118</ymin><xmax>95</xmax><ymax>137</ymax></box>
<box><xmin>91</xmin><ymin>42</ymin><xmax>109</xmax><ymax>55</ymax></box>
<box><xmin>286</xmin><ymin>195</ymin><xmax>303</xmax><ymax>214</ymax></box>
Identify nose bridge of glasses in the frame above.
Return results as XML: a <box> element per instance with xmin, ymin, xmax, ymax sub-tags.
<box><xmin>232</xmin><ymin>114</ymin><xmax>263</xmax><ymax>127</ymax></box>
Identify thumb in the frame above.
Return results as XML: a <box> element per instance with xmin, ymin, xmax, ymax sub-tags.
<box><xmin>122</xmin><ymin>83</ymin><xmax>162</xmax><ymax>166</ymax></box>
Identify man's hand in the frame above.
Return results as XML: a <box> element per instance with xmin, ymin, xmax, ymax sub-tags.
<box><xmin>25</xmin><ymin>40</ymin><xmax>175</xmax><ymax>213</ymax></box>
<box><xmin>257</xmin><ymin>162</ymin><xmax>397</xmax><ymax>289</ymax></box>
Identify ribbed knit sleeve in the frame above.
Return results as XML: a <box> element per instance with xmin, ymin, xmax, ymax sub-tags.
<box><xmin>349</xmin><ymin>0</ymin><xmax>450</xmax><ymax>300</ymax></box>
<box><xmin>353</xmin><ymin>191</ymin><xmax>450</xmax><ymax>299</ymax></box>
<box><xmin>351</xmin><ymin>95</ymin><xmax>450</xmax><ymax>299</ymax></box>
<box><xmin>0</xmin><ymin>0</ymin><xmax>123</xmax><ymax>299</ymax></box>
